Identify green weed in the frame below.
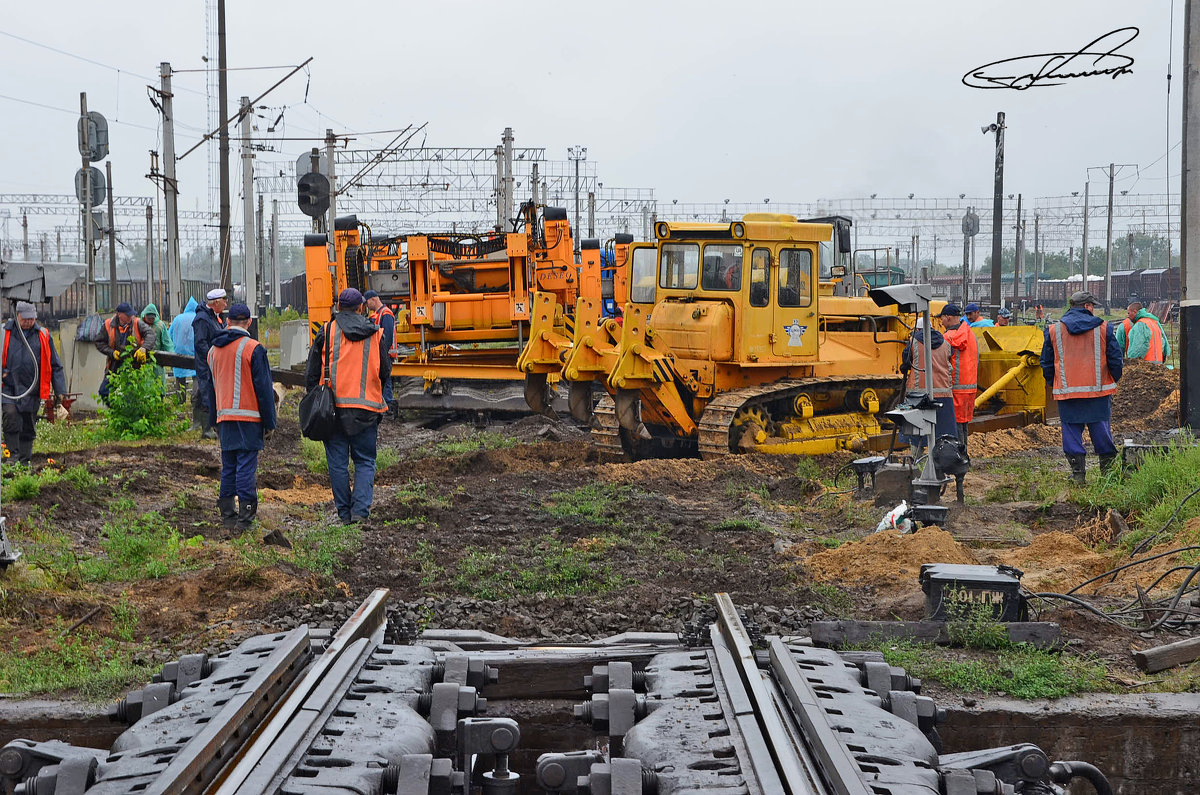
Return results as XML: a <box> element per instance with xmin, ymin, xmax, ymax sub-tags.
<box><xmin>234</xmin><ymin>519</ymin><xmax>363</xmax><ymax>579</ymax></box>
<box><xmin>0</xmin><ymin>626</ymin><xmax>155</xmax><ymax>699</ymax></box>
<box><xmin>432</xmin><ymin>432</ymin><xmax>518</xmax><ymax>456</ymax></box>
<box><xmin>809</xmin><ymin>582</ymin><xmax>853</xmax><ymax>612</ymax></box>
<box><xmin>61</xmin><ymin>465</ymin><xmax>101</xmax><ymax>493</ymax></box>
<box><xmin>711</xmin><ymin>517</ymin><xmax>770</xmax><ymax>533</ymax></box>
<box><xmin>412</xmin><ymin>540</ymin><xmax>444</xmax><ymax>588</ymax></box>
<box><xmin>111</xmin><ymin>594</ymin><xmax>140</xmax><ymax>642</ymax></box>
<box><xmin>451</xmin><ymin>533</ymin><xmax>620</xmax><ymax>599</ymax></box>
<box><xmin>301</xmin><ymin>438</ymin><xmax>327</xmax><ymax>474</ymax></box>
<box><xmin>4</xmin><ymin>472</ymin><xmax>44</xmax><ymax>501</ymax></box>
<box><xmin>794</xmin><ymin>458</ymin><xmax>823</xmax><ymax>481</ymax></box>
<box><xmin>82</xmin><ymin>512</ymin><xmax>197</xmax><ymax>582</ymax></box>
<box><xmin>32</xmin><ymin>420</ymin><xmax>102</xmax><ymax>454</ymax></box>
<box><xmin>96</xmin><ymin>342</ymin><xmax>189</xmax><ymax>440</ymax></box>
<box><xmin>945</xmin><ymin>595</ymin><xmax>1011</xmax><ymax>650</ymax></box>
<box><xmin>543</xmin><ymin>483</ymin><xmax>635</xmax><ymax>527</ymax></box>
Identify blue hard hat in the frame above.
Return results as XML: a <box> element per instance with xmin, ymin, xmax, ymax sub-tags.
<box><xmin>338</xmin><ymin>288</ymin><xmax>364</xmax><ymax>307</ymax></box>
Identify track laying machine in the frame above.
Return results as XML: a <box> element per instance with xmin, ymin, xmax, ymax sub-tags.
<box><xmin>304</xmin><ymin>203</ymin><xmax>630</xmax><ymax>412</ymax></box>
<box><xmin>521</xmin><ymin>213</ymin><xmax>1050</xmax><ymax>459</ymax></box>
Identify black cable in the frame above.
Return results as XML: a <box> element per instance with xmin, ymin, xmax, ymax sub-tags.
<box><xmin>1066</xmin><ymin>545</ymin><xmax>1200</xmax><ymax>595</ymax></box>
<box><xmin>1129</xmin><ymin>484</ymin><xmax>1200</xmax><ymax>557</ymax></box>
<box><xmin>1026</xmin><ymin>591</ymin><xmax>1134</xmax><ymax>627</ymax></box>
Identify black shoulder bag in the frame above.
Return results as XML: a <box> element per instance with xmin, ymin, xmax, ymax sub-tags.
<box><xmin>298</xmin><ymin>321</ymin><xmax>339</xmax><ymax>441</ymax></box>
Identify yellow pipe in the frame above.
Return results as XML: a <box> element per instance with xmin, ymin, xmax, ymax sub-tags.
<box><xmin>975</xmin><ymin>354</ymin><xmax>1039</xmax><ymax>407</ymax></box>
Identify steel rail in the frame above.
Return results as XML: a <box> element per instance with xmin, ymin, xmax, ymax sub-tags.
<box><xmin>207</xmin><ymin>588</ymin><xmax>391</xmax><ymax>795</ymax></box>
<box><xmin>140</xmin><ymin>625</ymin><xmax>312</xmax><ymax>795</ymax></box>
<box><xmin>713</xmin><ymin>592</ymin><xmax>820</xmax><ymax>794</ymax></box>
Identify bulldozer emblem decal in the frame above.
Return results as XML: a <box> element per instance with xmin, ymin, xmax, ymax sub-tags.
<box><xmin>784</xmin><ymin>321</ymin><xmax>808</xmax><ymax>346</ymax></box>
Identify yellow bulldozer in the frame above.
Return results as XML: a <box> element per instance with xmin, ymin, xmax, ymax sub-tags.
<box><xmin>520</xmin><ymin>213</ymin><xmax>1049</xmax><ymax>458</ymax></box>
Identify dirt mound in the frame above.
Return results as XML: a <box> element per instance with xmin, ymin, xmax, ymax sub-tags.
<box><xmin>969</xmin><ymin>425</ymin><xmax>1061</xmax><ymax>457</ymax></box>
<box><xmin>1112</xmin><ymin>359</ymin><xmax>1179</xmax><ymax>431</ymax></box>
<box><xmin>800</xmin><ymin>528</ymin><xmax>978</xmax><ymax>594</ymax></box>
<box><xmin>997</xmin><ymin>532</ymin><xmax>1113</xmax><ymax>593</ymax></box>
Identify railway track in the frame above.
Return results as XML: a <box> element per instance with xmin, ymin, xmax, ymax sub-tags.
<box><xmin>0</xmin><ymin>590</ymin><xmax>1110</xmax><ymax>795</ymax></box>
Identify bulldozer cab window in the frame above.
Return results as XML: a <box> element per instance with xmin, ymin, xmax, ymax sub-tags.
<box><xmin>701</xmin><ymin>244</ymin><xmax>743</xmax><ymax>291</ymax></box>
<box><xmin>749</xmin><ymin>248</ymin><xmax>769</xmax><ymax>307</ymax></box>
<box><xmin>777</xmin><ymin>248</ymin><xmax>813</xmax><ymax>307</ymax></box>
<box><xmin>659</xmin><ymin>243</ymin><xmax>700</xmax><ymax>290</ymax></box>
<box><xmin>630</xmin><ymin>246</ymin><xmax>657</xmax><ymax>304</ymax></box>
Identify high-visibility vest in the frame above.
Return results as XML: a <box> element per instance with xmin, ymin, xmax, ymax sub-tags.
<box><xmin>1121</xmin><ymin>318</ymin><xmax>1132</xmax><ymax>352</ymax></box>
<box><xmin>323</xmin><ymin>320</ymin><xmax>386</xmax><ymax>413</ymax></box>
<box><xmin>208</xmin><ymin>335</ymin><xmax>263</xmax><ymax>422</ymax></box>
<box><xmin>105</xmin><ymin>316</ymin><xmax>143</xmax><ymax>349</ymax></box>
<box><xmin>944</xmin><ymin>324</ymin><xmax>978</xmax><ymax>393</ymax></box>
<box><xmin>2</xmin><ymin>326</ymin><xmax>52</xmax><ymax>400</ymax></box>
<box><xmin>1048</xmin><ymin>320</ymin><xmax>1117</xmax><ymax>400</ymax></box>
<box><xmin>907</xmin><ymin>336</ymin><xmax>953</xmax><ymax>398</ymax></box>
<box><xmin>372</xmin><ymin>305</ymin><xmax>399</xmax><ymax>357</ymax></box>
<box><xmin>1124</xmin><ymin>317</ymin><xmax>1165</xmax><ymax>363</ymax></box>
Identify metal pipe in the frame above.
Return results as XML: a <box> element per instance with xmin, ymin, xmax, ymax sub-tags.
<box><xmin>974</xmin><ymin>355</ymin><xmax>1036</xmax><ymax>407</ymax></box>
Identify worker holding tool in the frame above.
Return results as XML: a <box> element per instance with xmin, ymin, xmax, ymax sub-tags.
<box><xmin>140</xmin><ymin>302</ymin><xmax>174</xmax><ymax>383</ymax></box>
<box><xmin>208</xmin><ymin>303</ymin><xmax>276</xmax><ymax>533</ymax></box>
<box><xmin>2</xmin><ymin>302</ymin><xmax>66</xmax><ymax>465</ymax></box>
<box><xmin>900</xmin><ymin>316</ymin><xmax>957</xmax><ymax>452</ymax></box>
<box><xmin>193</xmin><ymin>288</ymin><xmax>229</xmax><ymax>440</ymax></box>
<box><xmin>94</xmin><ymin>302</ymin><xmax>153</xmax><ymax>403</ymax></box>
<box><xmin>938</xmin><ymin>304</ymin><xmax>978</xmax><ymax>445</ymax></box>
<box><xmin>363</xmin><ymin>290</ymin><xmax>398</xmax><ymax>418</ymax></box>
<box><xmin>964</xmin><ymin>303</ymin><xmax>994</xmax><ymax>328</ymax></box>
<box><xmin>1115</xmin><ymin>302</ymin><xmax>1170</xmax><ymax>364</ymax></box>
<box><xmin>1040</xmin><ymin>291</ymin><xmax>1123</xmax><ymax>484</ymax></box>
<box><xmin>305</xmin><ymin>288</ymin><xmax>389</xmax><ymax>525</ymax></box>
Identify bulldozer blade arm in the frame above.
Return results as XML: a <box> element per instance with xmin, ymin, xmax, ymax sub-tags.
<box><xmin>569</xmin><ymin>381</ymin><xmax>594</xmax><ymax>423</ymax></box>
<box><xmin>615</xmin><ymin>389</ymin><xmax>651</xmax><ymax>439</ymax></box>
<box><xmin>523</xmin><ymin>374</ymin><xmax>557</xmax><ymax>418</ymax></box>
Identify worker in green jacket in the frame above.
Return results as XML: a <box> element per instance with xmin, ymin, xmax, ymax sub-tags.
<box><xmin>1114</xmin><ymin>303</ymin><xmax>1171</xmax><ymax>364</ymax></box>
<box><xmin>141</xmin><ymin>302</ymin><xmax>175</xmax><ymax>381</ymax></box>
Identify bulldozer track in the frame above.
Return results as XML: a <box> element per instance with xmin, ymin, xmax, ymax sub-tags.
<box><xmin>696</xmin><ymin>375</ymin><xmax>905</xmax><ymax>459</ymax></box>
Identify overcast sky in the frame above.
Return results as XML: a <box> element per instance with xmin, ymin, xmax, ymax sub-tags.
<box><xmin>0</xmin><ymin>0</ymin><xmax>1183</xmax><ymax>214</ymax></box>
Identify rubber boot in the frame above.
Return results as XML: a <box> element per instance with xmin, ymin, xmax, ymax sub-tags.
<box><xmin>218</xmin><ymin>497</ymin><xmax>238</xmax><ymax>530</ymax></box>
<box><xmin>190</xmin><ymin>394</ymin><xmax>205</xmax><ymax>432</ymax></box>
<box><xmin>1066</xmin><ymin>453</ymin><xmax>1087</xmax><ymax>485</ymax></box>
<box><xmin>236</xmin><ymin>499</ymin><xmax>258</xmax><ymax>534</ymax></box>
<box><xmin>1099</xmin><ymin>453</ymin><xmax>1118</xmax><ymax>476</ymax></box>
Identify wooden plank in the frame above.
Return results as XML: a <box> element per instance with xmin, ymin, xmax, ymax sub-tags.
<box><xmin>809</xmin><ymin>620</ymin><xmax>1061</xmax><ymax>650</ymax></box>
<box><xmin>1133</xmin><ymin>636</ymin><xmax>1200</xmax><ymax>673</ymax></box>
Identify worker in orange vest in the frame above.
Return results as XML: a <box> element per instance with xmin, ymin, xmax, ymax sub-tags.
<box><xmin>2</xmin><ymin>302</ymin><xmax>66</xmax><ymax>464</ymax></box>
<box><xmin>208</xmin><ymin>303</ymin><xmax>276</xmax><ymax>532</ymax></box>
<box><xmin>93</xmin><ymin>301</ymin><xmax>153</xmax><ymax>404</ymax></box>
<box><xmin>900</xmin><ymin>316</ymin><xmax>957</xmax><ymax>453</ymax></box>
<box><xmin>364</xmin><ymin>289</ymin><xmax>398</xmax><ymax>417</ymax></box>
<box><xmin>1115</xmin><ymin>302</ymin><xmax>1170</xmax><ymax>363</ymax></box>
<box><xmin>1040</xmin><ymin>291</ymin><xmax>1124</xmax><ymax>483</ymax></box>
<box><xmin>938</xmin><ymin>304</ymin><xmax>978</xmax><ymax>446</ymax></box>
<box><xmin>305</xmin><ymin>288</ymin><xmax>390</xmax><ymax>524</ymax></box>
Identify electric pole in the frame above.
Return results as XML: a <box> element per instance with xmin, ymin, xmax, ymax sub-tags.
<box><xmin>159</xmin><ymin>62</ymin><xmax>183</xmax><ymax>316</ymax></box>
<box><xmin>240</xmin><ymin>96</ymin><xmax>256</xmax><ymax>312</ymax></box>
<box><xmin>146</xmin><ymin>204</ymin><xmax>154</xmax><ymax>304</ymax></box>
<box><xmin>568</xmin><ymin>146</ymin><xmax>586</xmax><ymax>256</ymax></box>
<box><xmin>1014</xmin><ymin>193</ymin><xmax>1023</xmax><ymax>309</ymax></box>
<box><xmin>1082</xmin><ymin>182</ymin><xmax>1090</xmax><ymax>286</ymax></box>
<box><xmin>984</xmin><ymin>112</ymin><xmax>1005</xmax><ymax>311</ymax></box>
<box><xmin>1105</xmin><ymin>163</ymin><xmax>1115</xmax><ymax>310</ymax></box>
<box><xmin>270</xmin><ymin>198</ymin><xmax>279</xmax><ymax>309</ymax></box>
<box><xmin>217</xmin><ymin>0</ymin><xmax>232</xmax><ymax>294</ymax></box>
<box><xmin>105</xmin><ymin>160</ymin><xmax>117</xmax><ymax>297</ymax></box>
<box><xmin>1181</xmin><ymin>0</ymin><xmax>1199</xmax><ymax>430</ymax></box>
<box><xmin>21</xmin><ymin>214</ymin><xmax>28</xmax><ymax>260</ymax></box>
<box><xmin>325</xmin><ymin>128</ymin><xmax>337</xmax><ymax>261</ymax></box>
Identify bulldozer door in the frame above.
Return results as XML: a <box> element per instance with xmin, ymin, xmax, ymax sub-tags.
<box><xmin>742</xmin><ymin>247</ymin><xmax>773</xmax><ymax>359</ymax></box>
<box><xmin>772</xmin><ymin>246</ymin><xmax>818</xmax><ymax>358</ymax></box>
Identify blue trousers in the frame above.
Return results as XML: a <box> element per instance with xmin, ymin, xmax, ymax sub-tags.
<box><xmin>1061</xmin><ymin>421</ymin><xmax>1116</xmax><ymax>456</ymax></box>
<box><xmin>220</xmin><ymin>449</ymin><xmax>259</xmax><ymax>500</ymax></box>
<box><xmin>383</xmin><ymin>374</ymin><xmax>394</xmax><ymax>406</ymax></box>
<box><xmin>324</xmin><ymin>422</ymin><xmax>379</xmax><ymax>520</ymax></box>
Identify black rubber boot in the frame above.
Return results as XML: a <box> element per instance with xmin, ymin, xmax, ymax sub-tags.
<box><xmin>1099</xmin><ymin>453</ymin><xmax>1118</xmax><ymax>475</ymax></box>
<box><xmin>236</xmin><ymin>499</ymin><xmax>258</xmax><ymax>534</ymax></box>
<box><xmin>218</xmin><ymin>498</ymin><xmax>238</xmax><ymax>530</ymax></box>
<box><xmin>1066</xmin><ymin>453</ymin><xmax>1087</xmax><ymax>485</ymax></box>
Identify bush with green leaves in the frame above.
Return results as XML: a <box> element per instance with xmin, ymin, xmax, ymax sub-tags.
<box><xmin>98</xmin><ymin>342</ymin><xmax>188</xmax><ymax>440</ymax></box>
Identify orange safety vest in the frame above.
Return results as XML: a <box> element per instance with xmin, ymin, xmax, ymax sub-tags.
<box><xmin>105</xmin><ymin>316</ymin><xmax>143</xmax><ymax>349</ymax></box>
<box><xmin>2</xmin><ymin>326</ymin><xmax>53</xmax><ymax>400</ymax></box>
<box><xmin>207</xmin><ymin>334</ymin><xmax>262</xmax><ymax>422</ymax></box>
<box><xmin>323</xmin><ymin>320</ymin><xmax>386</xmax><ymax>413</ymax></box>
<box><xmin>944</xmin><ymin>324</ymin><xmax>978</xmax><ymax>393</ymax></box>
<box><xmin>372</xmin><ymin>305</ymin><xmax>399</xmax><ymax>357</ymax></box>
<box><xmin>907</xmin><ymin>336</ymin><xmax>953</xmax><ymax>398</ymax></box>
<box><xmin>1048</xmin><ymin>320</ymin><xmax>1117</xmax><ymax>400</ymax></box>
<box><xmin>1123</xmin><ymin>317</ymin><xmax>1165</xmax><ymax>363</ymax></box>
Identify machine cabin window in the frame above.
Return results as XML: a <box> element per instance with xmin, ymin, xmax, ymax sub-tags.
<box><xmin>630</xmin><ymin>247</ymin><xmax>657</xmax><ymax>304</ymax></box>
<box><xmin>749</xmin><ymin>249</ymin><xmax>770</xmax><ymax>307</ymax></box>
<box><xmin>778</xmin><ymin>248</ymin><xmax>813</xmax><ymax>307</ymax></box>
<box><xmin>701</xmin><ymin>245</ymin><xmax>743</xmax><ymax>292</ymax></box>
<box><xmin>659</xmin><ymin>243</ymin><xmax>700</xmax><ymax>290</ymax></box>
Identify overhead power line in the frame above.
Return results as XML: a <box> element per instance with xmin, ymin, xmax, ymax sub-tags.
<box><xmin>0</xmin><ymin>92</ymin><xmax>159</xmax><ymax>131</ymax></box>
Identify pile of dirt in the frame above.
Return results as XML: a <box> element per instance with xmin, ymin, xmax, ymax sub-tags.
<box><xmin>1112</xmin><ymin>359</ymin><xmax>1179</xmax><ymax>430</ymax></box>
<box><xmin>969</xmin><ymin>424</ymin><xmax>1061</xmax><ymax>457</ymax></box>
<box><xmin>996</xmin><ymin>532</ymin><xmax>1113</xmax><ymax>593</ymax></box>
<box><xmin>800</xmin><ymin>528</ymin><xmax>978</xmax><ymax>594</ymax></box>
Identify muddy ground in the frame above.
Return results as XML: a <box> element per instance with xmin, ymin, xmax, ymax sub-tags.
<box><xmin>1</xmin><ymin>361</ymin><xmax>1194</xmax><ymax>699</ymax></box>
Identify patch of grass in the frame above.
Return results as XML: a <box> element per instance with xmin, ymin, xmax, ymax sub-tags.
<box><xmin>234</xmin><ymin>519</ymin><xmax>363</xmax><ymax>579</ymax></box>
<box><xmin>32</xmin><ymin>419</ymin><xmax>102</xmax><ymax>454</ymax></box>
<box><xmin>983</xmin><ymin>461</ymin><xmax>1062</xmax><ymax>504</ymax></box>
<box><xmin>711</xmin><ymin>517</ymin><xmax>770</xmax><ymax>533</ymax></box>
<box><xmin>431</xmin><ymin>432</ymin><xmax>518</xmax><ymax>456</ymax></box>
<box><xmin>394</xmin><ymin>481</ymin><xmax>452</xmax><ymax>511</ymax></box>
<box><xmin>809</xmin><ymin>582</ymin><xmax>853</xmax><ymax>613</ymax></box>
<box><xmin>543</xmin><ymin>482</ymin><xmax>635</xmax><ymax>527</ymax></box>
<box><xmin>301</xmin><ymin>438</ymin><xmax>327</xmax><ymax>474</ymax></box>
<box><xmin>61</xmin><ymin>464</ymin><xmax>102</xmax><ymax>493</ymax></box>
<box><xmin>863</xmin><ymin>640</ymin><xmax>1109</xmax><ymax>699</ymax></box>
<box><xmin>722</xmin><ymin>479</ymin><xmax>770</xmax><ymax>502</ymax></box>
<box><xmin>451</xmin><ymin>533</ymin><xmax>621</xmax><ymax>599</ymax></box>
<box><xmin>1076</xmin><ymin>439</ymin><xmax>1200</xmax><ymax>551</ymax></box>
<box><xmin>82</xmin><ymin>511</ymin><xmax>200</xmax><ymax>582</ymax></box>
<box><xmin>816</xmin><ymin>537</ymin><xmax>845</xmax><ymax>548</ymax></box>
<box><xmin>0</xmin><ymin>626</ymin><xmax>155</xmax><ymax>699</ymax></box>
<box><xmin>4</xmin><ymin>470</ymin><xmax>46</xmax><ymax>501</ymax></box>
<box><xmin>111</xmin><ymin>594</ymin><xmax>140</xmax><ymax>642</ymax></box>
<box><xmin>377</xmin><ymin>447</ymin><xmax>400</xmax><ymax>472</ymax></box>
<box><xmin>945</xmin><ymin>596</ymin><xmax>1011</xmax><ymax>650</ymax></box>
<box><xmin>411</xmin><ymin>540</ymin><xmax>444</xmax><ymax>588</ymax></box>
<box><xmin>794</xmin><ymin>457</ymin><xmax>822</xmax><ymax>481</ymax></box>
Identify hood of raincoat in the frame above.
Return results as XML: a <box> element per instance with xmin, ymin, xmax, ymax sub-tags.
<box><xmin>331</xmin><ymin>310</ymin><xmax>379</xmax><ymax>341</ymax></box>
<box><xmin>1060</xmin><ymin>306</ymin><xmax>1104</xmax><ymax>335</ymax></box>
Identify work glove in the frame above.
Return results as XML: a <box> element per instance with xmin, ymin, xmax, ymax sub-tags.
<box><xmin>112</xmin><ymin>349</ymin><xmax>123</xmax><ymax>361</ymax></box>
<box><xmin>134</xmin><ymin>348</ymin><xmax>148</xmax><ymax>364</ymax></box>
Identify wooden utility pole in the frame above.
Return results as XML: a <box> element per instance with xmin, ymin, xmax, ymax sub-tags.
<box><xmin>105</xmin><ymin>161</ymin><xmax>117</xmax><ymax>305</ymax></box>
<box><xmin>240</xmin><ymin>96</ymin><xmax>256</xmax><ymax>312</ymax></box>
<box><xmin>1182</xmin><ymin>0</ymin><xmax>1199</xmax><ymax>430</ymax></box>
<box><xmin>160</xmin><ymin>62</ymin><xmax>183</xmax><ymax>315</ymax></box>
<box><xmin>217</xmin><ymin>0</ymin><xmax>232</xmax><ymax>293</ymax></box>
